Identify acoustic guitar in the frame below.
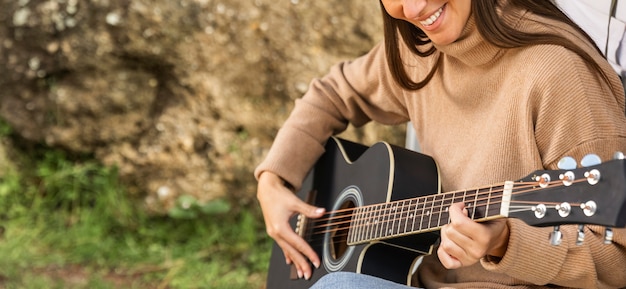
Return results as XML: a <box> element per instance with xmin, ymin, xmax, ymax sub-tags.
<box><xmin>266</xmin><ymin>137</ymin><xmax>626</xmax><ymax>288</ymax></box>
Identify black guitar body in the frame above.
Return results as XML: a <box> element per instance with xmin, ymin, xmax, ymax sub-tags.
<box><xmin>266</xmin><ymin>137</ymin><xmax>441</xmax><ymax>289</ymax></box>
<box><xmin>266</xmin><ymin>138</ymin><xmax>626</xmax><ymax>288</ymax></box>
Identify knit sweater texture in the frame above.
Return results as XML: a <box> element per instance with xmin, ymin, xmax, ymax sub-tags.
<box><xmin>255</xmin><ymin>7</ymin><xmax>626</xmax><ymax>289</ymax></box>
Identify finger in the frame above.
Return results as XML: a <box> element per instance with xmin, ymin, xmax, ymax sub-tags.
<box><xmin>440</xmin><ymin>218</ymin><xmax>488</xmax><ymax>266</ymax></box>
<box><xmin>437</xmin><ymin>244</ymin><xmax>462</xmax><ymax>269</ymax></box>
<box><xmin>282</xmin><ymin>227</ymin><xmax>321</xmax><ymax>269</ymax></box>
<box><xmin>277</xmin><ymin>239</ymin><xmax>307</xmax><ymax>279</ymax></box>
<box><xmin>285</xmin><ymin>242</ymin><xmax>314</xmax><ymax>280</ymax></box>
<box><xmin>443</xmin><ymin>224</ymin><xmax>483</xmax><ymax>261</ymax></box>
<box><xmin>271</xmin><ymin>219</ymin><xmax>320</xmax><ymax>276</ymax></box>
<box><xmin>440</xmin><ymin>225</ymin><xmax>470</xmax><ymax>260</ymax></box>
<box><xmin>448</xmin><ymin>202</ymin><xmax>469</xmax><ymax>224</ymax></box>
<box><xmin>448</xmin><ymin>202</ymin><xmax>482</xmax><ymax>237</ymax></box>
<box><xmin>297</xmin><ymin>202</ymin><xmax>325</xmax><ymax>219</ymax></box>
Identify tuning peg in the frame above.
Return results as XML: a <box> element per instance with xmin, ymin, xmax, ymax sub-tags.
<box><xmin>558</xmin><ymin>157</ymin><xmax>577</xmax><ymax>186</ymax></box>
<box><xmin>557</xmin><ymin>156</ymin><xmax>577</xmax><ymax>170</ymax></box>
<box><xmin>550</xmin><ymin>225</ymin><xmax>562</xmax><ymax>246</ymax></box>
<box><xmin>614</xmin><ymin>152</ymin><xmax>625</xmax><ymax>160</ymax></box>
<box><xmin>535</xmin><ymin>173</ymin><xmax>551</xmax><ymax>188</ymax></box>
<box><xmin>580</xmin><ymin>201</ymin><xmax>597</xmax><ymax>216</ymax></box>
<box><xmin>556</xmin><ymin>202</ymin><xmax>571</xmax><ymax>217</ymax></box>
<box><xmin>580</xmin><ymin>154</ymin><xmax>602</xmax><ymax>167</ymax></box>
<box><xmin>604</xmin><ymin>227</ymin><xmax>614</xmax><ymax>244</ymax></box>
<box><xmin>576</xmin><ymin>224</ymin><xmax>585</xmax><ymax>246</ymax></box>
<box><xmin>559</xmin><ymin>171</ymin><xmax>575</xmax><ymax>186</ymax></box>
<box><xmin>532</xmin><ymin>204</ymin><xmax>547</xmax><ymax>219</ymax></box>
<box><xmin>584</xmin><ymin>169</ymin><xmax>601</xmax><ymax>185</ymax></box>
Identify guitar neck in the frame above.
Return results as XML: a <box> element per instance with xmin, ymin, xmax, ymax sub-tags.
<box><xmin>347</xmin><ymin>181</ymin><xmax>514</xmax><ymax>245</ymax></box>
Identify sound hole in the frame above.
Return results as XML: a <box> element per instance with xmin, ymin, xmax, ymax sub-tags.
<box><xmin>329</xmin><ymin>200</ymin><xmax>355</xmax><ymax>260</ymax></box>
<box><xmin>322</xmin><ymin>186</ymin><xmax>362</xmax><ymax>272</ymax></box>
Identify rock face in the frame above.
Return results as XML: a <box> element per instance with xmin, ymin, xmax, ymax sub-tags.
<box><xmin>0</xmin><ymin>0</ymin><xmax>404</xmax><ymax>212</ymax></box>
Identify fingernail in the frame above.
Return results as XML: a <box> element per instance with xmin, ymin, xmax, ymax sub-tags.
<box><xmin>305</xmin><ymin>272</ymin><xmax>311</xmax><ymax>280</ymax></box>
<box><xmin>314</xmin><ymin>261</ymin><xmax>320</xmax><ymax>269</ymax></box>
<box><xmin>315</xmin><ymin>208</ymin><xmax>324</xmax><ymax>214</ymax></box>
<box><xmin>297</xmin><ymin>270</ymin><xmax>303</xmax><ymax>279</ymax></box>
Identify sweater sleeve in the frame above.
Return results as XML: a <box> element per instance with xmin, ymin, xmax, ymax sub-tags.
<box><xmin>481</xmin><ymin>44</ymin><xmax>626</xmax><ymax>288</ymax></box>
<box><xmin>254</xmin><ymin>42</ymin><xmax>410</xmax><ymax>189</ymax></box>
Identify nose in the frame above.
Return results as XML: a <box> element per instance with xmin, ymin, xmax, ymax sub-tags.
<box><xmin>402</xmin><ymin>0</ymin><xmax>428</xmax><ymax>20</ymax></box>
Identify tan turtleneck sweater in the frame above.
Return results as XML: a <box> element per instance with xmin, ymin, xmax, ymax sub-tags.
<box><xmin>255</xmin><ymin>7</ymin><xmax>626</xmax><ymax>289</ymax></box>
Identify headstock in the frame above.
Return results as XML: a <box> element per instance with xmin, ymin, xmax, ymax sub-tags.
<box><xmin>507</xmin><ymin>153</ymin><xmax>626</xmax><ymax>245</ymax></box>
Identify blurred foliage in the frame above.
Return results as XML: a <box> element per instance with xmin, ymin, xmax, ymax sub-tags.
<box><xmin>0</xmin><ymin>117</ymin><xmax>272</xmax><ymax>288</ymax></box>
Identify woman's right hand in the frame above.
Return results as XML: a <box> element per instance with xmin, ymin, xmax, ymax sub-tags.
<box><xmin>256</xmin><ymin>171</ymin><xmax>326</xmax><ymax>280</ymax></box>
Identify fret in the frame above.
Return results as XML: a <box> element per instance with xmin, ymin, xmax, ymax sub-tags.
<box><xmin>350</xmin><ymin>206</ymin><xmax>358</xmax><ymax>243</ymax></box>
<box><xmin>462</xmin><ymin>189</ymin><xmax>468</xmax><ymax>210</ymax></box>
<box><xmin>470</xmin><ymin>189</ymin><xmax>479</xmax><ymax>220</ymax></box>
<box><xmin>398</xmin><ymin>199</ymin><xmax>409</xmax><ymax>236</ymax></box>
<box><xmin>363</xmin><ymin>205</ymin><xmax>374</xmax><ymax>242</ymax></box>
<box><xmin>443</xmin><ymin>192</ymin><xmax>456</xmax><ymax>225</ymax></box>
<box><xmin>372</xmin><ymin>204</ymin><xmax>384</xmax><ymax>240</ymax></box>
<box><xmin>361</xmin><ymin>205</ymin><xmax>370</xmax><ymax>242</ymax></box>
<box><xmin>428</xmin><ymin>194</ymin><xmax>441</xmax><ymax>229</ymax></box>
<box><xmin>489</xmin><ymin>184</ymin><xmax>505</xmax><ymax>217</ymax></box>
<box><xmin>436</xmin><ymin>193</ymin><xmax>448</xmax><ymax>228</ymax></box>
<box><xmin>474</xmin><ymin>187</ymin><xmax>492</xmax><ymax>219</ymax></box>
<box><xmin>370</xmin><ymin>205</ymin><xmax>379</xmax><ymax>240</ymax></box>
<box><xmin>419</xmin><ymin>195</ymin><xmax>428</xmax><ymax>232</ymax></box>
<box><xmin>359</xmin><ymin>206</ymin><xmax>369</xmax><ymax>242</ymax></box>
<box><xmin>349</xmin><ymin>207</ymin><xmax>357</xmax><ymax>243</ymax></box>
<box><xmin>367</xmin><ymin>205</ymin><xmax>376</xmax><ymax>241</ymax></box>
<box><xmin>398</xmin><ymin>200</ymin><xmax>406</xmax><ymax>235</ymax></box>
<box><xmin>372</xmin><ymin>203</ymin><xmax>382</xmax><ymax>240</ymax></box>
<box><xmin>360</xmin><ymin>205</ymin><xmax>370</xmax><ymax>242</ymax></box>
<box><xmin>393</xmin><ymin>200</ymin><xmax>402</xmax><ymax>237</ymax></box>
<box><xmin>484</xmin><ymin>186</ymin><xmax>492</xmax><ymax>218</ymax></box>
<box><xmin>404</xmin><ymin>199</ymin><xmax>414</xmax><ymax>234</ymax></box>
<box><xmin>401</xmin><ymin>199</ymin><xmax>409</xmax><ymax>235</ymax></box>
<box><xmin>390</xmin><ymin>202</ymin><xmax>399</xmax><ymax>236</ymax></box>
<box><xmin>449</xmin><ymin>191</ymin><xmax>466</xmax><ymax>224</ymax></box>
<box><xmin>382</xmin><ymin>202</ymin><xmax>392</xmax><ymax>238</ymax></box>
<box><xmin>348</xmin><ymin>207</ymin><xmax>358</xmax><ymax>243</ymax></box>
<box><xmin>354</xmin><ymin>207</ymin><xmax>363</xmax><ymax>243</ymax></box>
<box><xmin>411</xmin><ymin>198</ymin><xmax>420</xmax><ymax>232</ymax></box>
<box><xmin>437</xmin><ymin>194</ymin><xmax>446</xmax><ymax>228</ymax></box>
<box><xmin>450</xmin><ymin>191</ymin><xmax>461</xmax><ymax>204</ymax></box>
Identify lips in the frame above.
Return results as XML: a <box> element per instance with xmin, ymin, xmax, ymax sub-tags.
<box><xmin>419</xmin><ymin>5</ymin><xmax>445</xmax><ymax>27</ymax></box>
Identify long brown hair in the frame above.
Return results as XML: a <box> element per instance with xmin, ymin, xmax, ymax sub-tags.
<box><xmin>381</xmin><ymin>0</ymin><xmax>612</xmax><ymax>91</ymax></box>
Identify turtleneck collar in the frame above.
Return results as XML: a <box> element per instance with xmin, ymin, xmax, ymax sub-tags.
<box><xmin>433</xmin><ymin>14</ymin><xmax>503</xmax><ymax>67</ymax></box>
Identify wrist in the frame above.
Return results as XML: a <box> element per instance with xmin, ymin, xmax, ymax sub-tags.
<box><xmin>258</xmin><ymin>171</ymin><xmax>294</xmax><ymax>191</ymax></box>
<box><xmin>487</xmin><ymin>221</ymin><xmax>510</xmax><ymax>258</ymax></box>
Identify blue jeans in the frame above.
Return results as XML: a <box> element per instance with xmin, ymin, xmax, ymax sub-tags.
<box><xmin>309</xmin><ymin>272</ymin><xmax>420</xmax><ymax>289</ymax></box>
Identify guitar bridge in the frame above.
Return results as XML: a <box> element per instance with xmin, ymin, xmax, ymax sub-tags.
<box><xmin>290</xmin><ymin>189</ymin><xmax>318</xmax><ymax>280</ymax></box>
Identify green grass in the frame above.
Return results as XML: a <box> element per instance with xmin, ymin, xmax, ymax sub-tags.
<box><xmin>0</xmin><ymin>122</ymin><xmax>272</xmax><ymax>288</ymax></box>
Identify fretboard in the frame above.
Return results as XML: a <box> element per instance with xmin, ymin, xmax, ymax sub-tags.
<box><xmin>347</xmin><ymin>181</ymin><xmax>514</xmax><ymax>245</ymax></box>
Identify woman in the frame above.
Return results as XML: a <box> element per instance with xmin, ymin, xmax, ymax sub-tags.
<box><xmin>255</xmin><ymin>0</ymin><xmax>626</xmax><ymax>288</ymax></box>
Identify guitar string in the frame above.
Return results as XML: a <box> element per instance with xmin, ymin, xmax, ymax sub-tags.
<box><xmin>309</xmin><ymin>178</ymin><xmax>587</xmax><ymax>230</ymax></box>
<box><xmin>299</xmin><ymin>178</ymin><xmax>590</xmax><ymax>246</ymax></box>
<box><xmin>307</xmin><ymin>196</ymin><xmax>586</xmax><ymax>247</ymax></box>
<box><xmin>310</xmin><ymin>187</ymin><xmax>580</xmax><ymax>240</ymax></box>
<box><xmin>308</xmin><ymin>180</ymin><xmax>549</xmax><ymax>228</ymax></box>
<box><xmin>306</xmin><ymin>202</ymin><xmax>584</xmax><ymax>247</ymax></box>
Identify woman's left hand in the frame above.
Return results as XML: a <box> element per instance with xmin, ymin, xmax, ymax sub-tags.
<box><xmin>437</xmin><ymin>202</ymin><xmax>510</xmax><ymax>269</ymax></box>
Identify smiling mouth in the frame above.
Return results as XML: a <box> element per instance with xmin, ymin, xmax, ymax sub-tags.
<box><xmin>420</xmin><ymin>5</ymin><xmax>445</xmax><ymax>27</ymax></box>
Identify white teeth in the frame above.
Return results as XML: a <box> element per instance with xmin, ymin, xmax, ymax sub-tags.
<box><xmin>420</xmin><ymin>6</ymin><xmax>443</xmax><ymax>27</ymax></box>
